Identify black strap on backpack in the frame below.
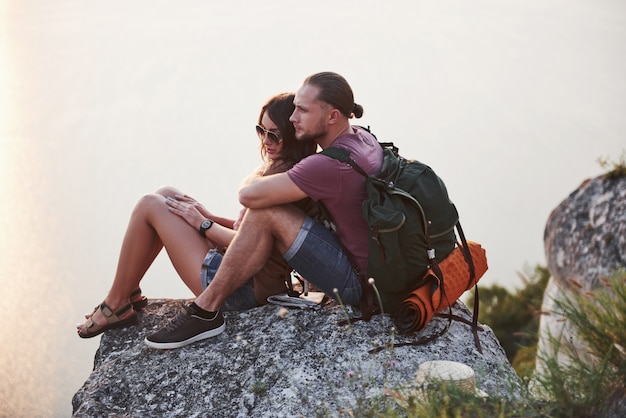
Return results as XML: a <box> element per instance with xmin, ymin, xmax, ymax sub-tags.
<box><xmin>436</xmin><ymin>222</ymin><xmax>482</xmax><ymax>353</ymax></box>
<box><xmin>413</xmin><ymin>219</ymin><xmax>483</xmax><ymax>354</ymax></box>
<box><xmin>285</xmin><ymin>271</ymin><xmax>306</xmax><ymax>298</ymax></box>
<box><xmin>319</xmin><ymin>145</ymin><xmax>379</xmax><ymax>323</ymax></box>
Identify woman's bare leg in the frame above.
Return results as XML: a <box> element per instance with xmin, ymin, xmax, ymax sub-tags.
<box><xmin>78</xmin><ymin>187</ymin><xmax>213</xmax><ymax>333</ymax></box>
<box><xmin>107</xmin><ymin>186</ymin><xmax>213</xmax><ymax>303</ymax></box>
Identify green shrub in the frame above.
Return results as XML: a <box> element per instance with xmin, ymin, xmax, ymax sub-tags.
<box><xmin>597</xmin><ymin>150</ymin><xmax>626</xmax><ymax>179</ymax></box>
<box><xmin>466</xmin><ymin>265</ymin><xmax>549</xmax><ymax>378</ymax></box>
<box><xmin>532</xmin><ymin>268</ymin><xmax>626</xmax><ymax>417</ymax></box>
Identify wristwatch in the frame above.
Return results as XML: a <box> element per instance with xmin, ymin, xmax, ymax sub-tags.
<box><xmin>198</xmin><ymin>219</ymin><xmax>214</xmax><ymax>237</ymax></box>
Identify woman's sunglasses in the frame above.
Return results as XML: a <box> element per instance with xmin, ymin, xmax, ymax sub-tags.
<box><xmin>256</xmin><ymin>125</ymin><xmax>283</xmax><ymax>145</ymax></box>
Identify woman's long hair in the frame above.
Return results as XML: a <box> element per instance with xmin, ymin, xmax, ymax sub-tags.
<box><xmin>258</xmin><ymin>93</ymin><xmax>317</xmax><ymax>165</ymax></box>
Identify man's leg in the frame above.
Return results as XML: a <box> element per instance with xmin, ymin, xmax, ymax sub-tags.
<box><xmin>195</xmin><ymin>204</ymin><xmax>306</xmax><ymax>310</ymax></box>
<box><xmin>282</xmin><ymin>217</ymin><xmax>362</xmax><ymax>306</ymax></box>
<box><xmin>144</xmin><ymin>205</ymin><xmax>305</xmax><ymax>349</ymax></box>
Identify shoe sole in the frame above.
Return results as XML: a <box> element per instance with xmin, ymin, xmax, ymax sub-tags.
<box><xmin>78</xmin><ymin>314</ymin><xmax>138</xmax><ymax>339</ymax></box>
<box><xmin>143</xmin><ymin>322</ymin><xmax>226</xmax><ymax>350</ymax></box>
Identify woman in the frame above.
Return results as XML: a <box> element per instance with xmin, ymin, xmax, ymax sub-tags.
<box><xmin>77</xmin><ymin>93</ymin><xmax>316</xmax><ymax>338</ymax></box>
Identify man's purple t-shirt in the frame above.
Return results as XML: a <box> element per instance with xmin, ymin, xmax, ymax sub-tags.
<box><xmin>287</xmin><ymin>127</ymin><xmax>383</xmax><ymax>275</ymax></box>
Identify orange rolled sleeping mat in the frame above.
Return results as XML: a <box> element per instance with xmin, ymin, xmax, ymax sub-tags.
<box><xmin>393</xmin><ymin>241</ymin><xmax>488</xmax><ymax>334</ymax></box>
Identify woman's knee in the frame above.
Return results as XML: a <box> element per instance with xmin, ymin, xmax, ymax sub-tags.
<box><xmin>154</xmin><ymin>186</ymin><xmax>181</xmax><ymax>197</ymax></box>
<box><xmin>133</xmin><ymin>191</ymin><xmax>167</xmax><ymax>217</ymax></box>
<box><xmin>133</xmin><ymin>186</ymin><xmax>179</xmax><ymax>213</ymax></box>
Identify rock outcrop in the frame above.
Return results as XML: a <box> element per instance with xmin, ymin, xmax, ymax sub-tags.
<box><xmin>537</xmin><ymin>174</ymin><xmax>626</xmax><ymax>374</ymax></box>
<box><xmin>73</xmin><ymin>299</ymin><xmax>523</xmax><ymax>417</ymax></box>
<box><xmin>544</xmin><ymin>175</ymin><xmax>626</xmax><ymax>292</ymax></box>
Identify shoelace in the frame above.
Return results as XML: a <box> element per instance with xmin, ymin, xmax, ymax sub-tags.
<box><xmin>160</xmin><ymin>306</ymin><xmax>194</xmax><ymax>332</ymax></box>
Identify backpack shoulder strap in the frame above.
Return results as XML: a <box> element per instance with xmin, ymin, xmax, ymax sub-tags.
<box><xmin>320</xmin><ymin>147</ymin><xmax>350</xmax><ymax>162</ymax></box>
<box><xmin>320</xmin><ymin>147</ymin><xmax>369</xmax><ymax>178</ymax></box>
<box><xmin>319</xmin><ymin>145</ymin><xmax>378</xmax><ymax>321</ymax></box>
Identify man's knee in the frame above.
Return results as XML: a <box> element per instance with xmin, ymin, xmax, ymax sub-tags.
<box><xmin>243</xmin><ymin>205</ymin><xmax>303</xmax><ymax>224</ymax></box>
<box><xmin>241</xmin><ymin>206</ymin><xmax>306</xmax><ymax>251</ymax></box>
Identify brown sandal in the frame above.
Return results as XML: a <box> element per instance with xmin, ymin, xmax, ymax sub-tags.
<box><xmin>78</xmin><ymin>301</ymin><xmax>137</xmax><ymax>339</ymax></box>
<box><xmin>130</xmin><ymin>288</ymin><xmax>148</xmax><ymax>311</ymax></box>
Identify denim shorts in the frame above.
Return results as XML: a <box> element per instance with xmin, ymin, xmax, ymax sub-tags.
<box><xmin>201</xmin><ymin>249</ymin><xmax>259</xmax><ymax>311</ymax></box>
<box><xmin>283</xmin><ymin>216</ymin><xmax>362</xmax><ymax>306</ymax></box>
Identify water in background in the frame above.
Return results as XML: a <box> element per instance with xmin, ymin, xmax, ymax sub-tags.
<box><xmin>1</xmin><ymin>0</ymin><xmax>624</xmax><ymax>416</ymax></box>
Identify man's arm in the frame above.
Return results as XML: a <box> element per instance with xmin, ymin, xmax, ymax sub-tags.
<box><xmin>238</xmin><ymin>172</ymin><xmax>307</xmax><ymax>208</ymax></box>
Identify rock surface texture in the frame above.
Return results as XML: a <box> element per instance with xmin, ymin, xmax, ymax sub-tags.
<box><xmin>537</xmin><ymin>175</ymin><xmax>626</xmax><ymax>374</ymax></box>
<box><xmin>544</xmin><ymin>175</ymin><xmax>626</xmax><ymax>292</ymax></box>
<box><xmin>73</xmin><ymin>299</ymin><xmax>522</xmax><ymax>417</ymax></box>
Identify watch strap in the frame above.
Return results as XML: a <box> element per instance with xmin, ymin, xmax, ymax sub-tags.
<box><xmin>199</xmin><ymin>220</ymin><xmax>213</xmax><ymax>237</ymax></box>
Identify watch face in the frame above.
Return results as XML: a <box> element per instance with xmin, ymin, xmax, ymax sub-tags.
<box><xmin>201</xmin><ymin>220</ymin><xmax>212</xmax><ymax>229</ymax></box>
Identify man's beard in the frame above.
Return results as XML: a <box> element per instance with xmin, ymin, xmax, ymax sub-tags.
<box><xmin>296</xmin><ymin>119</ymin><xmax>326</xmax><ymax>142</ymax></box>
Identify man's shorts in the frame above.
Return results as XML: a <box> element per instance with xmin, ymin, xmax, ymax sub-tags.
<box><xmin>283</xmin><ymin>216</ymin><xmax>362</xmax><ymax>306</ymax></box>
<box><xmin>201</xmin><ymin>249</ymin><xmax>259</xmax><ymax>311</ymax></box>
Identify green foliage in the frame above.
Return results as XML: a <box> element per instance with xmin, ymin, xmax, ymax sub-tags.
<box><xmin>466</xmin><ymin>265</ymin><xmax>550</xmax><ymax>378</ymax></box>
<box><xmin>396</xmin><ymin>383</ymin><xmax>511</xmax><ymax>418</ymax></box>
<box><xmin>560</xmin><ymin>269</ymin><xmax>626</xmax><ymax>375</ymax></box>
<box><xmin>597</xmin><ymin>150</ymin><xmax>626</xmax><ymax>178</ymax></box>
<box><xmin>533</xmin><ymin>268</ymin><xmax>626</xmax><ymax>417</ymax></box>
<box><xmin>251</xmin><ymin>379</ymin><xmax>269</xmax><ymax>396</ymax></box>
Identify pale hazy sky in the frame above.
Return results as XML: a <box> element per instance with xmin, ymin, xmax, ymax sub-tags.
<box><xmin>3</xmin><ymin>0</ymin><xmax>624</xmax><ymax>290</ymax></box>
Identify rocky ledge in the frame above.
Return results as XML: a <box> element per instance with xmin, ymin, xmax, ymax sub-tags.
<box><xmin>73</xmin><ymin>299</ymin><xmax>523</xmax><ymax>417</ymax></box>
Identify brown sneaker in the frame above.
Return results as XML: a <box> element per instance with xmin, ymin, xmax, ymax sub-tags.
<box><xmin>144</xmin><ymin>304</ymin><xmax>225</xmax><ymax>350</ymax></box>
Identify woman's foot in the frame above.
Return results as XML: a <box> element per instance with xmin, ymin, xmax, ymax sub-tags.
<box><xmin>80</xmin><ymin>288</ymin><xmax>147</xmax><ymax>321</ymax></box>
<box><xmin>77</xmin><ymin>301</ymin><xmax>137</xmax><ymax>338</ymax></box>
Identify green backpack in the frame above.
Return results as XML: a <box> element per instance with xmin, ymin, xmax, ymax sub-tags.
<box><xmin>321</xmin><ymin>138</ymin><xmax>459</xmax><ymax>316</ymax></box>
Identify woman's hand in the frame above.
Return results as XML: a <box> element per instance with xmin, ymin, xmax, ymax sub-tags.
<box><xmin>173</xmin><ymin>194</ymin><xmax>213</xmax><ymax>219</ymax></box>
<box><xmin>233</xmin><ymin>208</ymin><xmax>247</xmax><ymax>231</ymax></box>
<box><xmin>165</xmin><ymin>196</ymin><xmax>205</xmax><ymax>230</ymax></box>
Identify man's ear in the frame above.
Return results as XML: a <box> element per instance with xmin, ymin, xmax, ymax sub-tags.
<box><xmin>327</xmin><ymin>108</ymin><xmax>342</xmax><ymax>125</ymax></box>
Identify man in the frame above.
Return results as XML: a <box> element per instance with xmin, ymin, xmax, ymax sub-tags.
<box><xmin>145</xmin><ymin>72</ymin><xmax>383</xmax><ymax>349</ymax></box>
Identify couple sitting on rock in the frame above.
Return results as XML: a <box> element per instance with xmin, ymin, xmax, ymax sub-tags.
<box><xmin>77</xmin><ymin>71</ymin><xmax>391</xmax><ymax>349</ymax></box>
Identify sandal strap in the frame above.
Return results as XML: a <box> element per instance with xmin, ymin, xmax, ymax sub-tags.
<box><xmin>79</xmin><ymin>300</ymin><xmax>137</xmax><ymax>338</ymax></box>
<box><xmin>130</xmin><ymin>288</ymin><xmax>142</xmax><ymax>300</ymax></box>
<box><xmin>100</xmin><ymin>301</ymin><xmax>133</xmax><ymax>321</ymax></box>
<box><xmin>130</xmin><ymin>288</ymin><xmax>148</xmax><ymax>310</ymax></box>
